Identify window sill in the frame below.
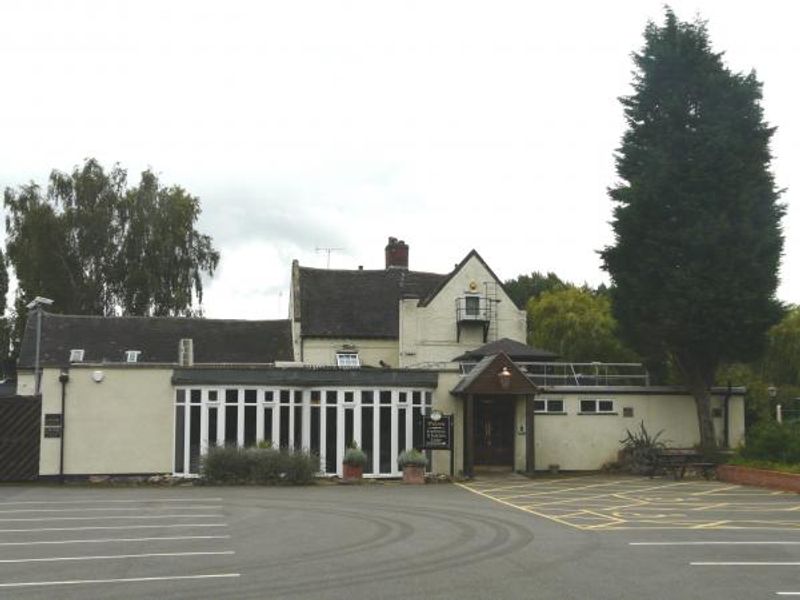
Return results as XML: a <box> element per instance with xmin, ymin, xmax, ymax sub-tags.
<box><xmin>577</xmin><ymin>412</ymin><xmax>618</xmax><ymax>416</ymax></box>
<box><xmin>533</xmin><ymin>411</ymin><xmax>568</xmax><ymax>416</ymax></box>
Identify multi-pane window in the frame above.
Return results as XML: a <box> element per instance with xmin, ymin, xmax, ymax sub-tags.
<box><xmin>533</xmin><ymin>398</ymin><xmax>564</xmax><ymax>413</ymax></box>
<box><xmin>465</xmin><ymin>295</ymin><xmax>480</xmax><ymax>316</ymax></box>
<box><xmin>336</xmin><ymin>353</ymin><xmax>360</xmax><ymax>368</ymax></box>
<box><xmin>173</xmin><ymin>386</ymin><xmax>432</xmax><ymax>478</ymax></box>
<box><xmin>580</xmin><ymin>399</ymin><xmax>615</xmax><ymax>414</ymax></box>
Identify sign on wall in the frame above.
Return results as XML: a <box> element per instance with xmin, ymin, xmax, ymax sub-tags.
<box><xmin>423</xmin><ymin>414</ymin><xmax>452</xmax><ymax>450</ymax></box>
<box><xmin>43</xmin><ymin>413</ymin><xmax>62</xmax><ymax>438</ymax></box>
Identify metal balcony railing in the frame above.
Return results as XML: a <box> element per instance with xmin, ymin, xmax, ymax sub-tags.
<box><xmin>459</xmin><ymin>360</ymin><xmax>650</xmax><ymax>387</ymax></box>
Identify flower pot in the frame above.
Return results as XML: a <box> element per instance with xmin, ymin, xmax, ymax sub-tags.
<box><xmin>402</xmin><ymin>464</ymin><xmax>425</xmax><ymax>484</ymax></box>
<box><xmin>343</xmin><ymin>463</ymin><xmax>364</xmax><ymax>482</ymax></box>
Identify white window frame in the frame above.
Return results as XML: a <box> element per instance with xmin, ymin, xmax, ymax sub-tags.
<box><xmin>125</xmin><ymin>350</ymin><xmax>141</xmax><ymax>363</ymax></box>
<box><xmin>336</xmin><ymin>352</ymin><xmax>360</xmax><ymax>368</ymax></box>
<box><xmin>533</xmin><ymin>398</ymin><xmax>565</xmax><ymax>413</ymax></box>
<box><xmin>579</xmin><ymin>398</ymin><xmax>616</xmax><ymax>414</ymax></box>
<box><xmin>69</xmin><ymin>349</ymin><xmax>85</xmax><ymax>362</ymax></box>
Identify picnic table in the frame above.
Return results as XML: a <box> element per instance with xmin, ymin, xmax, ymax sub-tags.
<box><xmin>650</xmin><ymin>448</ymin><xmax>716</xmax><ymax>480</ymax></box>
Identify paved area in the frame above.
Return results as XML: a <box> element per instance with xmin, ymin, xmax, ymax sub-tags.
<box><xmin>0</xmin><ymin>476</ymin><xmax>799</xmax><ymax>599</ymax></box>
<box><xmin>461</xmin><ymin>473</ymin><xmax>800</xmax><ymax>530</ymax></box>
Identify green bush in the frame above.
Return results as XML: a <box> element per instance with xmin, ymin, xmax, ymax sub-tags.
<box><xmin>343</xmin><ymin>446</ymin><xmax>368</xmax><ymax>467</ymax></box>
<box><xmin>618</xmin><ymin>421</ymin><xmax>666</xmax><ymax>474</ymax></box>
<box><xmin>398</xmin><ymin>449</ymin><xmax>427</xmax><ymax>468</ymax></box>
<box><xmin>739</xmin><ymin>421</ymin><xmax>800</xmax><ymax>464</ymax></box>
<box><xmin>201</xmin><ymin>445</ymin><xmax>319</xmax><ymax>485</ymax></box>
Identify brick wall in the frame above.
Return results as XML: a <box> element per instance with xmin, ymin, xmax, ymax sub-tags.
<box><xmin>716</xmin><ymin>464</ymin><xmax>800</xmax><ymax>493</ymax></box>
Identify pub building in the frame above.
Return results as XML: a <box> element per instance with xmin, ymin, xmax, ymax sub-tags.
<box><xmin>11</xmin><ymin>238</ymin><xmax>744</xmax><ymax>481</ymax></box>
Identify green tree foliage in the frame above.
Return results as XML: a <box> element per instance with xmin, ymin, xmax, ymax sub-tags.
<box><xmin>763</xmin><ymin>306</ymin><xmax>800</xmax><ymax>386</ymax></box>
<box><xmin>504</xmin><ymin>271</ymin><xmax>567</xmax><ymax>308</ymax></box>
<box><xmin>4</xmin><ymin>159</ymin><xmax>220</xmax><ymax>348</ymax></box>
<box><xmin>717</xmin><ymin>306</ymin><xmax>800</xmax><ymax>426</ymax></box>
<box><xmin>601</xmin><ymin>10</ymin><xmax>784</xmax><ymax>449</ymax></box>
<box><xmin>0</xmin><ymin>247</ymin><xmax>8</xmax><ymax>370</ymax></box>
<box><xmin>527</xmin><ymin>287</ymin><xmax>637</xmax><ymax>362</ymax></box>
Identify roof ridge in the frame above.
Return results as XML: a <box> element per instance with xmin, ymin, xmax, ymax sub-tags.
<box><xmin>40</xmin><ymin>312</ymin><xmax>291</xmax><ymax>325</ymax></box>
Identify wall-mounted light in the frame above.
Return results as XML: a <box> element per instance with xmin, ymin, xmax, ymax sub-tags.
<box><xmin>498</xmin><ymin>366</ymin><xmax>512</xmax><ymax>390</ymax></box>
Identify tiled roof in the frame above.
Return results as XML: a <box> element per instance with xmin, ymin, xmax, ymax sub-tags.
<box><xmin>18</xmin><ymin>312</ymin><xmax>294</xmax><ymax>368</ymax></box>
<box><xmin>298</xmin><ymin>267</ymin><xmax>445</xmax><ymax>338</ymax></box>
<box><xmin>451</xmin><ymin>337</ymin><xmax>558</xmax><ymax>362</ymax></box>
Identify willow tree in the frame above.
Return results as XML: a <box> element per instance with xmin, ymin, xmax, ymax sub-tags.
<box><xmin>4</xmin><ymin>159</ymin><xmax>220</xmax><ymax>350</ymax></box>
<box><xmin>601</xmin><ymin>9</ymin><xmax>784</xmax><ymax>450</ymax></box>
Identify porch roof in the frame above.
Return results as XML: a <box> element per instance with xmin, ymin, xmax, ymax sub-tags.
<box><xmin>451</xmin><ymin>353</ymin><xmax>537</xmax><ymax>396</ymax></box>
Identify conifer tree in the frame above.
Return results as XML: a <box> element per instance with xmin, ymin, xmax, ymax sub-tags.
<box><xmin>601</xmin><ymin>9</ymin><xmax>784</xmax><ymax>449</ymax></box>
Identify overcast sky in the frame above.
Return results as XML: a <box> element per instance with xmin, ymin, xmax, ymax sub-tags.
<box><xmin>1</xmin><ymin>0</ymin><xmax>798</xmax><ymax>319</ymax></box>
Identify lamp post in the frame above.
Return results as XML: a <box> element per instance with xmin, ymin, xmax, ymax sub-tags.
<box><xmin>26</xmin><ymin>296</ymin><xmax>53</xmax><ymax>396</ymax></box>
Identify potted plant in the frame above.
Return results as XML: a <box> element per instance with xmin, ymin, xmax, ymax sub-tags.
<box><xmin>398</xmin><ymin>449</ymin><xmax>427</xmax><ymax>484</ymax></box>
<box><xmin>342</xmin><ymin>445</ymin><xmax>368</xmax><ymax>482</ymax></box>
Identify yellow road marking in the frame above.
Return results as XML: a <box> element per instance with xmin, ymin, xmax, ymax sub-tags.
<box><xmin>455</xmin><ymin>483</ymin><xmax>586</xmax><ymax>530</ymax></box>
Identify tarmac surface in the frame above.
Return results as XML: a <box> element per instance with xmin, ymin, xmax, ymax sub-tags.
<box><xmin>0</xmin><ymin>474</ymin><xmax>799</xmax><ymax>599</ymax></box>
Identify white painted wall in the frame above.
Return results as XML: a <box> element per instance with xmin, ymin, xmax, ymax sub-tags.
<box><xmin>399</xmin><ymin>254</ymin><xmax>527</xmax><ymax>366</ymax></box>
<box><xmin>301</xmin><ymin>338</ymin><xmax>399</xmax><ymax>368</ymax></box>
<box><xmin>32</xmin><ymin>367</ymin><xmax>174</xmax><ymax>476</ymax></box>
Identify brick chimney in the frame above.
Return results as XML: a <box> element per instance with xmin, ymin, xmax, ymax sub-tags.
<box><xmin>385</xmin><ymin>237</ymin><xmax>409</xmax><ymax>270</ymax></box>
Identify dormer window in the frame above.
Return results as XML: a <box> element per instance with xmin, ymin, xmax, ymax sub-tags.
<box><xmin>336</xmin><ymin>352</ymin><xmax>360</xmax><ymax>368</ymax></box>
<box><xmin>125</xmin><ymin>350</ymin><xmax>141</xmax><ymax>363</ymax></box>
<box><xmin>69</xmin><ymin>349</ymin><xmax>85</xmax><ymax>363</ymax></box>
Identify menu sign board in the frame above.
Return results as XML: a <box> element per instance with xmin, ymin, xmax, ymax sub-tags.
<box><xmin>43</xmin><ymin>413</ymin><xmax>62</xmax><ymax>438</ymax></box>
<box><xmin>423</xmin><ymin>415</ymin><xmax>452</xmax><ymax>450</ymax></box>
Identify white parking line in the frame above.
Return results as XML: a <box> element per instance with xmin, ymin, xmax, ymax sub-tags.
<box><xmin>0</xmin><ymin>573</ymin><xmax>241</xmax><ymax>588</ymax></box>
<box><xmin>0</xmin><ymin>535</ymin><xmax>231</xmax><ymax>546</ymax></box>
<box><xmin>632</xmin><ymin>541</ymin><xmax>800</xmax><ymax>546</ymax></box>
<box><xmin>0</xmin><ymin>498</ymin><xmax>223</xmax><ymax>506</ymax></box>
<box><xmin>0</xmin><ymin>550</ymin><xmax>235</xmax><ymax>564</ymax></box>
<box><xmin>692</xmin><ymin>562</ymin><xmax>800</xmax><ymax>566</ymax></box>
<box><xmin>0</xmin><ymin>514</ymin><xmax>222</xmax><ymax>522</ymax></box>
<box><xmin>0</xmin><ymin>523</ymin><xmax>228</xmax><ymax>533</ymax></box>
<box><xmin>0</xmin><ymin>506</ymin><xmax>221</xmax><ymax>514</ymax></box>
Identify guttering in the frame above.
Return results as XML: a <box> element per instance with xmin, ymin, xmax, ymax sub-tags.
<box><xmin>58</xmin><ymin>369</ymin><xmax>69</xmax><ymax>483</ymax></box>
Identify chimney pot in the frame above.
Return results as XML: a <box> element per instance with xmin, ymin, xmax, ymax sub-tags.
<box><xmin>385</xmin><ymin>237</ymin><xmax>409</xmax><ymax>270</ymax></box>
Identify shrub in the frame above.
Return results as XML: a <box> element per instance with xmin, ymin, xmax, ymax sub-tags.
<box><xmin>201</xmin><ymin>445</ymin><xmax>319</xmax><ymax>485</ymax></box>
<box><xmin>619</xmin><ymin>421</ymin><xmax>666</xmax><ymax>474</ymax></box>
<box><xmin>740</xmin><ymin>421</ymin><xmax>800</xmax><ymax>464</ymax></box>
<box><xmin>343</xmin><ymin>446</ymin><xmax>368</xmax><ymax>467</ymax></box>
<box><xmin>398</xmin><ymin>449</ymin><xmax>427</xmax><ymax>468</ymax></box>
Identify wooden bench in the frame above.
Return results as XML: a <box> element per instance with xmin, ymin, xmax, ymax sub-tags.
<box><xmin>650</xmin><ymin>449</ymin><xmax>716</xmax><ymax>480</ymax></box>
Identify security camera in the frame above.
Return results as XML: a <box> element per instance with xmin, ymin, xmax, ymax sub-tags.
<box><xmin>26</xmin><ymin>296</ymin><xmax>54</xmax><ymax>309</ymax></box>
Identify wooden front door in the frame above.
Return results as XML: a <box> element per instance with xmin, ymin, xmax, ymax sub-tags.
<box><xmin>474</xmin><ymin>398</ymin><xmax>515</xmax><ymax>466</ymax></box>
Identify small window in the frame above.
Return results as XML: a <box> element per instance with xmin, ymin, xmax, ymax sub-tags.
<box><xmin>361</xmin><ymin>391</ymin><xmax>374</xmax><ymax>405</ymax></box>
<box><xmin>69</xmin><ymin>349</ymin><xmax>85</xmax><ymax>363</ymax></box>
<box><xmin>226</xmin><ymin>389</ymin><xmax>239</xmax><ymax>404</ymax></box>
<box><xmin>623</xmin><ymin>407</ymin><xmax>634</xmax><ymax>418</ymax></box>
<box><xmin>125</xmin><ymin>350</ymin><xmax>141</xmax><ymax>363</ymax></box>
<box><xmin>344</xmin><ymin>391</ymin><xmax>354</xmax><ymax>403</ymax></box>
<box><xmin>176</xmin><ymin>389</ymin><xmax>186</xmax><ymax>404</ymax></box>
<box><xmin>264</xmin><ymin>391</ymin><xmax>274</xmax><ymax>403</ymax></box>
<box><xmin>336</xmin><ymin>352</ymin><xmax>360</xmax><ymax>368</ymax></box>
<box><xmin>311</xmin><ymin>391</ymin><xmax>321</xmax><ymax>405</ymax></box>
<box><xmin>580</xmin><ymin>399</ymin><xmax>615</xmax><ymax>414</ymax></box>
<box><xmin>326</xmin><ymin>391</ymin><xmax>337</xmax><ymax>404</ymax></box>
<box><xmin>244</xmin><ymin>389</ymin><xmax>257</xmax><ymax>404</ymax></box>
<box><xmin>534</xmin><ymin>398</ymin><xmax>564</xmax><ymax>413</ymax></box>
<box><xmin>208</xmin><ymin>390</ymin><xmax>218</xmax><ymax>402</ymax></box>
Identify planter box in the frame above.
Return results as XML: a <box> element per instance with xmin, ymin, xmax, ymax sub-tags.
<box><xmin>716</xmin><ymin>464</ymin><xmax>800</xmax><ymax>493</ymax></box>
<box><xmin>342</xmin><ymin>464</ymin><xmax>364</xmax><ymax>482</ymax></box>
<box><xmin>402</xmin><ymin>465</ymin><xmax>425</xmax><ymax>484</ymax></box>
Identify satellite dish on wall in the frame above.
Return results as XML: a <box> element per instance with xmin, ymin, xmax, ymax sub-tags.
<box><xmin>92</xmin><ymin>370</ymin><xmax>105</xmax><ymax>383</ymax></box>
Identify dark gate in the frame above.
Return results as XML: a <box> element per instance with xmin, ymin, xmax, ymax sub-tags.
<box><xmin>0</xmin><ymin>396</ymin><xmax>41</xmax><ymax>481</ymax></box>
